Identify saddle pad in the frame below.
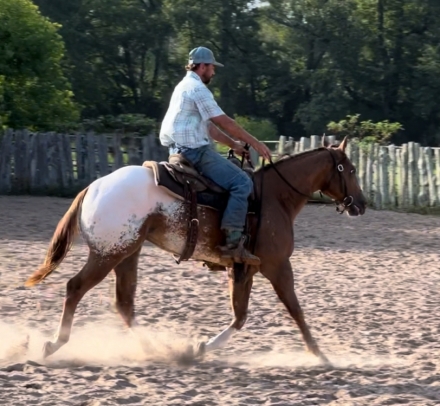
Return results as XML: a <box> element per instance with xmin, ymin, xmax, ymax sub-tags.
<box><xmin>142</xmin><ymin>161</ymin><xmax>229</xmax><ymax>212</ymax></box>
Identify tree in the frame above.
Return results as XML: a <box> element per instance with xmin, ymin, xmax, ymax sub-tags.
<box><xmin>34</xmin><ymin>0</ymin><xmax>178</xmax><ymax>120</ymax></box>
<box><xmin>29</xmin><ymin>0</ymin><xmax>440</xmax><ymax>144</ymax></box>
<box><xmin>0</xmin><ymin>0</ymin><xmax>78</xmax><ymax>130</ymax></box>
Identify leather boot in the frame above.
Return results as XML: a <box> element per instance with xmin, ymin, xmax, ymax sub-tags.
<box><xmin>219</xmin><ymin>230</ymin><xmax>260</xmax><ymax>266</ymax></box>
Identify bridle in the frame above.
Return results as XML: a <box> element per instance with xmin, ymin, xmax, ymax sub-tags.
<box><xmin>238</xmin><ymin>145</ymin><xmax>355</xmax><ymax>256</ymax></box>
<box><xmin>241</xmin><ymin>147</ymin><xmax>354</xmax><ymax>215</ymax></box>
<box><xmin>319</xmin><ymin>149</ymin><xmax>354</xmax><ymax>215</ymax></box>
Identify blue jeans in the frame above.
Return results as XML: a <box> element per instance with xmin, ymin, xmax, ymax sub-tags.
<box><xmin>170</xmin><ymin>144</ymin><xmax>253</xmax><ymax>232</ymax></box>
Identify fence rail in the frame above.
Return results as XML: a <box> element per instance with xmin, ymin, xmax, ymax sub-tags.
<box><xmin>1</xmin><ymin>129</ymin><xmax>439</xmax><ymax>211</ymax></box>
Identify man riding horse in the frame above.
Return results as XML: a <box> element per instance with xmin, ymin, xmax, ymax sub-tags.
<box><xmin>159</xmin><ymin>46</ymin><xmax>272</xmax><ymax>266</ymax></box>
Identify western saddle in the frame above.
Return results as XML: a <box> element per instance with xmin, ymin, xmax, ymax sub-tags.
<box><xmin>142</xmin><ymin>150</ymin><xmax>256</xmax><ymax>269</ymax></box>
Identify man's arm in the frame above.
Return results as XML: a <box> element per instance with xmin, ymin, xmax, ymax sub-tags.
<box><xmin>192</xmin><ymin>86</ymin><xmax>272</xmax><ymax>160</ymax></box>
<box><xmin>208</xmin><ymin>122</ymin><xmax>236</xmax><ymax>148</ymax></box>
<box><xmin>210</xmin><ymin>114</ymin><xmax>272</xmax><ymax>160</ymax></box>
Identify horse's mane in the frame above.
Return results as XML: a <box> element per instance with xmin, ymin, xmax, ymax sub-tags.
<box><xmin>255</xmin><ymin>146</ymin><xmax>330</xmax><ymax>173</ymax></box>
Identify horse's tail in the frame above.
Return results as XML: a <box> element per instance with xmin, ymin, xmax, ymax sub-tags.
<box><xmin>24</xmin><ymin>187</ymin><xmax>89</xmax><ymax>287</ymax></box>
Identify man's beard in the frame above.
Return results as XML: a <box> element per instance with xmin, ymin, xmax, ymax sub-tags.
<box><xmin>202</xmin><ymin>74</ymin><xmax>213</xmax><ymax>84</ymax></box>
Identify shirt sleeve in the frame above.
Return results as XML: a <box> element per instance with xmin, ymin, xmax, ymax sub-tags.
<box><xmin>192</xmin><ymin>86</ymin><xmax>225</xmax><ymax>121</ymax></box>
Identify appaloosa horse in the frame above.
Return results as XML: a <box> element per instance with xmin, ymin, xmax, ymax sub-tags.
<box><xmin>25</xmin><ymin>135</ymin><xmax>366</xmax><ymax>364</ymax></box>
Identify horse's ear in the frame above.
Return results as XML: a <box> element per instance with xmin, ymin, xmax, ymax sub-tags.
<box><xmin>321</xmin><ymin>134</ymin><xmax>330</xmax><ymax>148</ymax></box>
<box><xmin>338</xmin><ymin>135</ymin><xmax>349</xmax><ymax>152</ymax></box>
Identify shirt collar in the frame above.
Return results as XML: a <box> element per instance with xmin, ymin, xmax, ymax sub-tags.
<box><xmin>186</xmin><ymin>71</ymin><xmax>202</xmax><ymax>82</ymax></box>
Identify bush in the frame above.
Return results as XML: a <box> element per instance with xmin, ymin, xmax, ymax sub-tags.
<box><xmin>234</xmin><ymin>115</ymin><xmax>278</xmax><ymax>141</ymax></box>
<box><xmin>326</xmin><ymin>114</ymin><xmax>403</xmax><ymax>145</ymax></box>
<box><xmin>79</xmin><ymin>114</ymin><xmax>157</xmax><ymax>134</ymax></box>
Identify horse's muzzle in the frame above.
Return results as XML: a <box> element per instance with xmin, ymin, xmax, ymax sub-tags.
<box><xmin>336</xmin><ymin>196</ymin><xmax>366</xmax><ymax>216</ymax></box>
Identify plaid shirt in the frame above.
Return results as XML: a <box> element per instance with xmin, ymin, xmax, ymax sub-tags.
<box><xmin>159</xmin><ymin>71</ymin><xmax>224</xmax><ymax>148</ymax></box>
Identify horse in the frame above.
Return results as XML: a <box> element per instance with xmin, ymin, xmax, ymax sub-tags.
<box><xmin>24</xmin><ymin>135</ymin><xmax>366</xmax><ymax>365</ymax></box>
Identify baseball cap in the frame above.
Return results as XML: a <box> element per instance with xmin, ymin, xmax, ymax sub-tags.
<box><xmin>188</xmin><ymin>46</ymin><xmax>224</xmax><ymax>67</ymax></box>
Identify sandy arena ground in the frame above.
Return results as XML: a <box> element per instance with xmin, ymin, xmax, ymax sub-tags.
<box><xmin>0</xmin><ymin>195</ymin><xmax>439</xmax><ymax>405</ymax></box>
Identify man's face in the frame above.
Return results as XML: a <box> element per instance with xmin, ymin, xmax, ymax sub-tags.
<box><xmin>200</xmin><ymin>63</ymin><xmax>216</xmax><ymax>84</ymax></box>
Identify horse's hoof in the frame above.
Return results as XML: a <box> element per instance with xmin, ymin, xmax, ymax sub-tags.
<box><xmin>319</xmin><ymin>353</ymin><xmax>332</xmax><ymax>367</ymax></box>
<box><xmin>42</xmin><ymin>341</ymin><xmax>55</xmax><ymax>359</ymax></box>
<box><xmin>194</xmin><ymin>342</ymin><xmax>206</xmax><ymax>360</ymax></box>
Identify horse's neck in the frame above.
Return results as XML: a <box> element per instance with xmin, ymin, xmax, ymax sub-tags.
<box><xmin>258</xmin><ymin>149</ymin><xmax>332</xmax><ymax>219</ymax></box>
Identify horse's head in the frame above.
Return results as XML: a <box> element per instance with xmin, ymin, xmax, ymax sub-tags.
<box><xmin>320</xmin><ymin>135</ymin><xmax>367</xmax><ymax>216</ymax></box>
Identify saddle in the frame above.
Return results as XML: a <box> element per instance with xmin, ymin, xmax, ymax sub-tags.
<box><xmin>142</xmin><ymin>150</ymin><xmax>256</xmax><ymax>267</ymax></box>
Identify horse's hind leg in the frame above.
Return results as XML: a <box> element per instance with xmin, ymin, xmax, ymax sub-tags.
<box><xmin>261</xmin><ymin>260</ymin><xmax>331</xmax><ymax>365</ymax></box>
<box><xmin>200</xmin><ymin>264</ymin><xmax>254</xmax><ymax>355</ymax></box>
<box><xmin>113</xmin><ymin>247</ymin><xmax>141</xmax><ymax>328</ymax></box>
<box><xmin>43</xmin><ymin>251</ymin><xmax>119</xmax><ymax>358</ymax></box>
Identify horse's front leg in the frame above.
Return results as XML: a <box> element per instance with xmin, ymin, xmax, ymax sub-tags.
<box><xmin>261</xmin><ymin>259</ymin><xmax>331</xmax><ymax>366</ymax></box>
<box><xmin>197</xmin><ymin>264</ymin><xmax>255</xmax><ymax>356</ymax></box>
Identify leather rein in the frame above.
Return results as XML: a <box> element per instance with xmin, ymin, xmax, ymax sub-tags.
<box><xmin>241</xmin><ymin>145</ymin><xmax>354</xmax><ymax>215</ymax></box>
<box><xmin>239</xmin><ymin>144</ymin><xmax>355</xmax><ymax>257</ymax></box>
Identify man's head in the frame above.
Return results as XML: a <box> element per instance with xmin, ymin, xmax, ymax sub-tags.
<box><xmin>186</xmin><ymin>46</ymin><xmax>223</xmax><ymax>85</ymax></box>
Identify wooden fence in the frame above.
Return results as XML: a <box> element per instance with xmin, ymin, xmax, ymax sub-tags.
<box><xmin>276</xmin><ymin>135</ymin><xmax>440</xmax><ymax>211</ymax></box>
<box><xmin>0</xmin><ymin>129</ymin><xmax>168</xmax><ymax>196</ymax></box>
<box><xmin>1</xmin><ymin>129</ymin><xmax>440</xmax><ymax>211</ymax></box>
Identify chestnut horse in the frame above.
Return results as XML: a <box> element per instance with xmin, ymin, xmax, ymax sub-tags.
<box><xmin>24</xmin><ymin>136</ymin><xmax>366</xmax><ymax>364</ymax></box>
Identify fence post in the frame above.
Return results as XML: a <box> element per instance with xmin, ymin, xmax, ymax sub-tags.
<box><xmin>399</xmin><ymin>144</ymin><xmax>408</xmax><ymax>208</ymax></box>
<box><xmin>56</xmin><ymin>133</ymin><xmax>68</xmax><ymax>191</ymax></box>
<box><xmin>286</xmin><ymin>136</ymin><xmax>295</xmax><ymax>154</ymax></box>
<box><xmin>407</xmin><ymin>142</ymin><xmax>416</xmax><ymax>207</ymax></box>
<box><xmin>349</xmin><ymin>141</ymin><xmax>359</xmax><ymax>171</ymax></box>
<box><xmin>112</xmin><ymin>133</ymin><xmax>123</xmax><ymax>171</ymax></box>
<box><xmin>86</xmin><ymin>132</ymin><xmax>97</xmax><ymax>182</ymax></box>
<box><xmin>417</xmin><ymin>146</ymin><xmax>429</xmax><ymax>207</ymax></box>
<box><xmin>0</xmin><ymin>129</ymin><xmax>13</xmax><ymax>194</ymax></box>
<box><xmin>97</xmin><ymin>134</ymin><xmax>109</xmax><ymax>177</ymax></box>
<box><xmin>127</xmin><ymin>136</ymin><xmax>140</xmax><ymax>165</ymax></box>
<box><xmin>388</xmin><ymin>144</ymin><xmax>396</xmax><ymax>207</ymax></box>
<box><xmin>357</xmin><ymin>144</ymin><xmax>366</xmax><ymax>194</ymax></box>
<box><xmin>299</xmin><ymin>137</ymin><xmax>310</xmax><ymax>152</ymax></box>
<box><xmin>310</xmin><ymin>135</ymin><xmax>320</xmax><ymax>149</ymax></box>
<box><xmin>373</xmin><ymin>143</ymin><xmax>381</xmax><ymax>209</ymax></box>
<box><xmin>378</xmin><ymin>146</ymin><xmax>390</xmax><ymax>208</ymax></box>
<box><xmin>365</xmin><ymin>143</ymin><xmax>374</xmax><ymax>206</ymax></box>
<box><xmin>435</xmin><ymin>148</ymin><xmax>440</xmax><ymax>204</ymax></box>
<box><xmin>278</xmin><ymin>135</ymin><xmax>286</xmax><ymax>155</ymax></box>
<box><xmin>423</xmin><ymin>147</ymin><xmax>438</xmax><ymax>206</ymax></box>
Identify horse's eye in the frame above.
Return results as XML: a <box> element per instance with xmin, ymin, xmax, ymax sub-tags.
<box><xmin>350</xmin><ymin>168</ymin><xmax>356</xmax><ymax>174</ymax></box>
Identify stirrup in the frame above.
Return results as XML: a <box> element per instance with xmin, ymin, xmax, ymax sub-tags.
<box><xmin>203</xmin><ymin>261</ymin><xmax>226</xmax><ymax>271</ymax></box>
<box><xmin>219</xmin><ymin>235</ymin><xmax>260</xmax><ymax>266</ymax></box>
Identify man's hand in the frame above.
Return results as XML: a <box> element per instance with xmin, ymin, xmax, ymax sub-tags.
<box><xmin>232</xmin><ymin>142</ymin><xmax>250</xmax><ymax>158</ymax></box>
<box><xmin>210</xmin><ymin>115</ymin><xmax>273</xmax><ymax>161</ymax></box>
<box><xmin>251</xmin><ymin>140</ymin><xmax>272</xmax><ymax>161</ymax></box>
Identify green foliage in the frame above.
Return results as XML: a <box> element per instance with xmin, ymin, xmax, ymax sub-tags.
<box><xmin>80</xmin><ymin>114</ymin><xmax>157</xmax><ymax>134</ymax></box>
<box><xmin>14</xmin><ymin>0</ymin><xmax>440</xmax><ymax>145</ymax></box>
<box><xmin>0</xmin><ymin>0</ymin><xmax>78</xmax><ymax>130</ymax></box>
<box><xmin>326</xmin><ymin>114</ymin><xmax>404</xmax><ymax>145</ymax></box>
<box><xmin>234</xmin><ymin>115</ymin><xmax>278</xmax><ymax>141</ymax></box>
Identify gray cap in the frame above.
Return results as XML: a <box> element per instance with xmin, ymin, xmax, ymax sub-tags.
<box><xmin>188</xmin><ymin>46</ymin><xmax>224</xmax><ymax>67</ymax></box>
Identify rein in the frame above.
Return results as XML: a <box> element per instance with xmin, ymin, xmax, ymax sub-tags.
<box><xmin>249</xmin><ymin>147</ymin><xmax>353</xmax><ymax>256</ymax></box>
<box><xmin>266</xmin><ymin>148</ymin><xmax>353</xmax><ymax>214</ymax></box>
